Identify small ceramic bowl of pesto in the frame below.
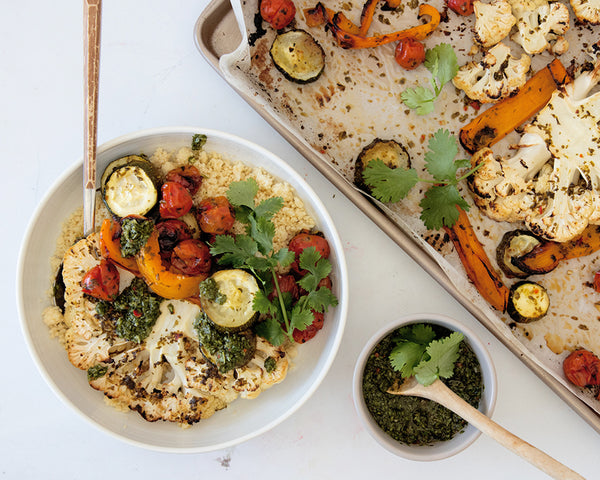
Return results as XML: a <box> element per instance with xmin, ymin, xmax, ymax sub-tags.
<box><xmin>352</xmin><ymin>313</ymin><xmax>497</xmax><ymax>461</ymax></box>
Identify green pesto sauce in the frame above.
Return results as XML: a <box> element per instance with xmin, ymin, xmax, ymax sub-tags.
<box><xmin>362</xmin><ymin>325</ymin><xmax>483</xmax><ymax>445</ymax></box>
<box><xmin>199</xmin><ymin>277</ymin><xmax>227</xmax><ymax>305</ymax></box>
<box><xmin>87</xmin><ymin>364</ymin><xmax>108</xmax><ymax>381</ymax></box>
<box><xmin>120</xmin><ymin>217</ymin><xmax>154</xmax><ymax>257</ymax></box>
<box><xmin>96</xmin><ymin>277</ymin><xmax>162</xmax><ymax>343</ymax></box>
<box><xmin>194</xmin><ymin>312</ymin><xmax>256</xmax><ymax>373</ymax></box>
<box><xmin>264</xmin><ymin>356</ymin><xmax>277</xmax><ymax>373</ymax></box>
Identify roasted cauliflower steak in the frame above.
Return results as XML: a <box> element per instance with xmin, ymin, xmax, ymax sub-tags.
<box><xmin>62</xmin><ymin>234</ymin><xmax>289</xmax><ymax>424</ymax></box>
<box><xmin>468</xmin><ymin>61</ymin><xmax>600</xmax><ymax>243</ymax></box>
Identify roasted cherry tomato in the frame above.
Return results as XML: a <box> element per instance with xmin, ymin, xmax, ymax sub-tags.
<box><xmin>394</xmin><ymin>37</ymin><xmax>426</xmax><ymax>70</ymax></box>
<box><xmin>446</xmin><ymin>0</ymin><xmax>474</xmax><ymax>15</ymax></box>
<box><xmin>159</xmin><ymin>181</ymin><xmax>193</xmax><ymax>219</ymax></box>
<box><xmin>288</xmin><ymin>231</ymin><xmax>330</xmax><ymax>274</ymax></box>
<box><xmin>292</xmin><ymin>310</ymin><xmax>324</xmax><ymax>343</ymax></box>
<box><xmin>165</xmin><ymin>165</ymin><xmax>203</xmax><ymax>196</ymax></box>
<box><xmin>197</xmin><ymin>196</ymin><xmax>235</xmax><ymax>235</ymax></box>
<box><xmin>170</xmin><ymin>239</ymin><xmax>212</xmax><ymax>275</ymax></box>
<box><xmin>593</xmin><ymin>271</ymin><xmax>600</xmax><ymax>293</ymax></box>
<box><xmin>81</xmin><ymin>259</ymin><xmax>120</xmax><ymax>301</ymax></box>
<box><xmin>260</xmin><ymin>0</ymin><xmax>296</xmax><ymax>29</ymax></box>
<box><xmin>156</xmin><ymin>219</ymin><xmax>192</xmax><ymax>253</ymax></box>
<box><xmin>563</xmin><ymin>349</ymin><xmax>600</xmax><ymax>387</ymax></box>
<box><xmin>269</xmin><ymin>274</ymin><xmax>300</xmax><ymax>301</ymax></box>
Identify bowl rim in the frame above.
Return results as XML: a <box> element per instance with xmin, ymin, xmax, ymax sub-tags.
<box><xmin>352</xmin><ymin>312</ymin><xmax>497</xmax><ymax>461</ymax></box>
<box><xmin>17</xmin><ymin>126</ymin><xmax>349</xmax><ymax>452</ymax></box>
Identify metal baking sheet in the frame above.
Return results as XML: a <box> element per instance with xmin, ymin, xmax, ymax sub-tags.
<box><xmin>194</xmin><ymin>0</ymin><xmax>600</xmax><ymax>433</ymax></box>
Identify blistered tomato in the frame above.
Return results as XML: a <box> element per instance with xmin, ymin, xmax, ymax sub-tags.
<box><xmin>165</xmin><ymin>165</ymin><xmax>203</xmax><ymax>195</ymax></box>
<box><xmin>81</xmin><ymin>259</ymin><xmax>120</xmax><ymax>301</ymax></box>
<box><xmin>197</xmin><ymin>196</ymin><xmax>235</xmax><ymax>235</ymax></box>
<box><xmin>563</xmin><ymin>349</ymin><xmax>600</xmax><ymax>387</ymax></box>
<box><xmin>260</xmin><ymin>0</ymin><xmax>296</xmax><ymax>29</ymax></box>
<box><xmin>447</xmin><ymin>0</ymin><xmax>474</xmax><ymax>15</ymax></box>
<box><xmin>394</xmin><ymin>37</ymin><xmax>426</xmax><ymax>70</ymax></box>
<box><xmin>170</xmin><ymin>239</ymin><xmax>212</xmax><ymax>275</ymax></box>
<box><xmin>159</xmin><ymin>181</ymin><xmax>193</xmax><ymax>219</ymax></box>
<box><xmin>288</xmin><ymin>231</ymin><xmax>330</xmax><ymax>274</ymax></box>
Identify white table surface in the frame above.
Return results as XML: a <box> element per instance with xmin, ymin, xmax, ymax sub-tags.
<box><xmin>3</xmin><ymin>1</ymin><xmax>599</xmax><ymax>478</ymax></box>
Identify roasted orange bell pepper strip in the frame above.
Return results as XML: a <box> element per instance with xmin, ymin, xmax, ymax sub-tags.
<box><xmin>444</xmin><ymin>207</ymin><xmax>510</xmax><ymax>312</ymax></box>
<box><xmin>99</xmin><ymin>218</ymin><xmax>140</xmax><ymax>274</ymax></box>
<box><xmin>328</xmin><ymin>4</ymin><xmax>441</xmax><ymax>49</ymax></box>
<box><xmin>136</xmin><ymin>230</ymin><xmax>208</xmax><ymax>299</ymax></box>
<box><xmin>513</xmin><ymin>225</ymin><xmax>600</xmax><ymax>275</ymax></box>
<box><xmin>359</xmin><ymin>0</ymin><xmax>378</xmax><ymax>36</ymax></box>
<box><xmin>304</xmin><ymin>3</ymin><xmax>361</xmax><ymax>34</ymax></box>
<box><xmin>459</xmin><ymin>59</ymin><xmax>571</xmax><ymax>154</ymax></box>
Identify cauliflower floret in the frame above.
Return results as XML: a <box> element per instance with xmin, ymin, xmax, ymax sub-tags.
<box><xmin>61</xmin><ymin>235</ymin><xmax>289</xmax><ymax>424</ymax></box>
<box><xmin>510</xmin><ymin>0</ymin><xmax>570</xmax><ymax>54</ymax></box>
<box><xmin>570</xmin><ymin>0</ymin><xmax>600</xmax><ymax>24</ymax></box>
<box><xmin>473</xmin><ymin>0</ymin><xmax>516</xmax><ymax>48</ymax></box>
<box><xmin>453</xmin><ymin>43</ymin><xmax>531</xmax><ymax>103</ymax></box>
<box><xmin>468</xmin><ymin>61</ymin><xmax>600</xmax><ymax>242</ymax></box>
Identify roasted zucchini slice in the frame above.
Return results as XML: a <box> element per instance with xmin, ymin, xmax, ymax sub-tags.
<box><xmin>354</xmin><ymin>139</ymin><xmax>411</xmax><ymax>193</ymax></box>
<box><xmin>507</xmin><ymin>281</ymin><xmax>550</xmax><ymax>323</ymax></box>
<box><xmin>496</xmin><ymin>230</ymin><xmax>541</xmax><ymax>278</ymax></box>
<box><xmin>101</xmin><ymin>155</ymin><xmax>160</xmax><ymax>218</ymax></box>
<box><xmin>270</xmin><ymin>30</ymin><xmax>325</xmax><ymax>84</ymax></box>
<box><xmin>199</xmin><ymin>269</ymin><xmax>260</xmax><ymax>332</ymax></box>
<box><xmin>194</xmin><ymin>313</ymin><xmax>257</xmax><ymax>373</ymax></box>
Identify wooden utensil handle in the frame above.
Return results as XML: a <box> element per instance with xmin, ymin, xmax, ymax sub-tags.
<box><xmin>428</xmin><ymin>380</ymin><xmax>585</xmax><ymax>480</ymax></box>
<box><xmin>83</xmin><ymin>0</ymin><xmax>101</xmax><ymax>235</ymax></box>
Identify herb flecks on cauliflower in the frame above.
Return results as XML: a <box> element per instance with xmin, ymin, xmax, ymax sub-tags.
<box><xmin>509</xmin><ymin>0</ymin><xmax>570</xmax><ymax>54</ymax></box>
<box><xmin>468</xmin><ymin>62</ymin><xmax>600</xmax><ymax>243</ymax></box>
<box><xmin>473</xmin><ymin>0</ymin><xmax>516</xmax><ymax>48</ymax></box>
<box><xmin>453</xmin><ymin>43</ymin><xmax>531</xmax><ymax>103</ymax></box>
<box><xmin>62</xmin><ymin>234</ymin><xmax>289</xmax><ymax>424</ymax></box>
<box><xmin>570</xmin><ymin>0</ymin><xmax>600</xmax><ymax>24</ymax></box>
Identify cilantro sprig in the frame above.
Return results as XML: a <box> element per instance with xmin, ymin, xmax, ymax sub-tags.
<box><xmin>362</xmin><ymin>128</ymin><xmax>480</xmax><ymax>230</ymax></box>
<box><xmin>389</xmin><ymin>324</ymin><xmax>464</xmax><ymax>386</ymax></box>
<box><xmin>210</xmin><ymin>179</ymin><xmax>338</xmax><ymax>345</ymax></box>
<box><xmin>401</xmin><ymin>43</ymin><xmax>459</xmax><ymax>116</ymax></box>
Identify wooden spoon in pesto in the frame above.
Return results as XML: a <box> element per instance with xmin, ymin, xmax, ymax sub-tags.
<box><xmin>388</xmin><ymin>377</ymin><xmax>584</xmax><ymax>480</ymax></box>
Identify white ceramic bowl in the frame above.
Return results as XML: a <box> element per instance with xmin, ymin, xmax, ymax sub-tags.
<box><xmin>353</xmin><ymin>313</ymin><xmax>497</xmax><ymax>461</ymax></box>
<box><xmin>17</xmin><ymin>127</ymin><xmax>348</xmax><ymax>452</ymax></box>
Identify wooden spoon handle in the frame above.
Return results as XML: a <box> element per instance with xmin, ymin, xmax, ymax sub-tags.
<box><xmin>83</xmin><ymin>0</ymin><xmax>102</xmax><ymax>236</ymax></box>
<box><xmin>427</xmin><ymin>380</ymin><xmax>585</xmax><ymax>480</ymax></box>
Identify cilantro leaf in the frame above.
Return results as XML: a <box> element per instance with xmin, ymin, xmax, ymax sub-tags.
<box><xmin>390</xmin><ymin>341</ymin><xmax>427</xmax><ymax>378</ymax></box>
<box><xmin>273</xmin><ymin>248</ymin><xmax>295</xmax><ymax>269</ymax></box>
<box><xmin>304</xmin><ymin>287</ymin><xmax>338</xmax><ymax>313</ymax></box>
<box><xmin>254</xmin><ymin>317</ymin><xmax>288</xmax><ymax>346</ymax></box>
<box><xmin>396</xmin><ymin>324</ymin><xmax>436</xmax><ymax>345</ymax></box>
<box><xmin>228</xmin><ymin>179</ymin><xmax>259</xmax><ymax>209</ymax></box>
<box><xmin>297</xmin><ymin>247</ymin><xmax>332</xmax><ymax>292</ymax></box>
<box><xmin>400</xmin><ymin>86</ymin><xmax>436</xmax><ymax>116</ymax></box>
<box><xmin>424</xmin><ymin>129</ymin><xmax>459</xmax><ymax>181</ymax></box>
<box><xmin>289</xmin><ymin>304</ymin><xmax>316</xmax><ymax>332</ymax></box>
<box><xmin>248</xmin><ymin>215</ymin><xmax>276</xmax><ymax>255</ymax></box>
<box><xmin>426</xmin><ymin>43</ymin><xmax>459</xmax><ymax>91</ymax></box>
<box><xmin>413</xmin><ymin>331</ymin><xmax>463</xmax><ymax>386</ymax></box>
<box><xmin>255</xmin><ymin>197</ymin><xmax>284</xmax><ymax>220</ymax></box>
<box><xmin>362</xmin><ymin>159</ymin><xmax>419</xmax><ymax>203</ymax></box>
<box><xmin>211</xmin><ymin>235</ymin><xmax>258</xmax><ymax>267</ymax></box>
<box><xmin>402</xmin><ymin>43</ymin><xmax>458</xmax><ymax>115</ymax></box>
<box><xmin>420</xmin><ymin>184</ymin><xmax>469</xmax><ymax>230</ymax></box>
